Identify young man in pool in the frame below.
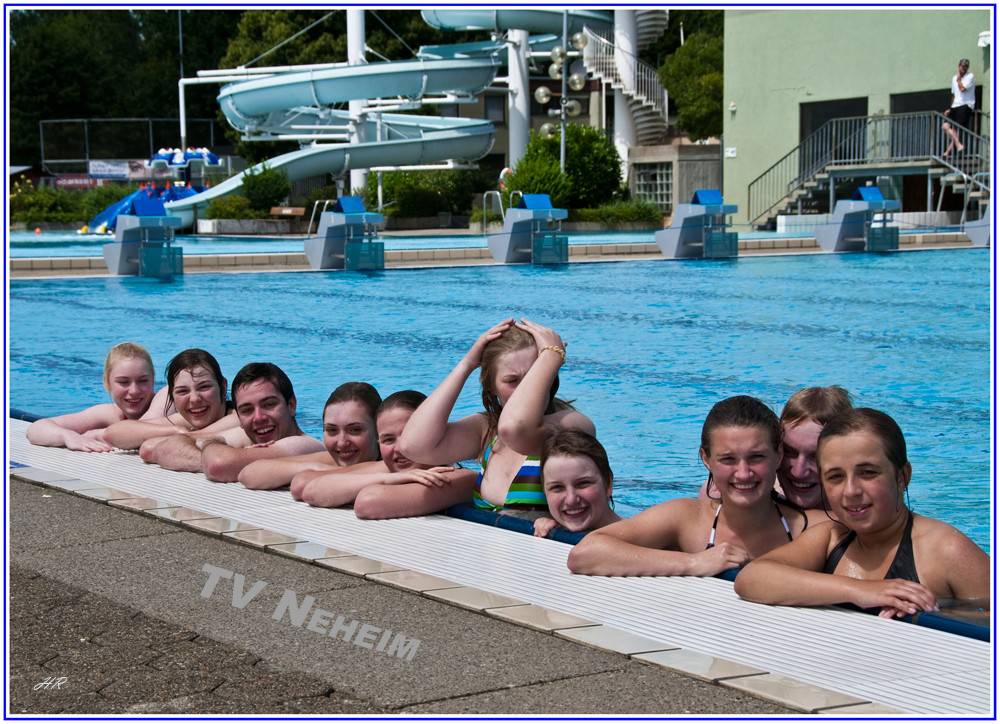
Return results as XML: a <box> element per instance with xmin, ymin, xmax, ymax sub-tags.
<box><xmin>140</xmin><ymin>362</ymin><xmax>325</xmax><ymax>481</ymax></box>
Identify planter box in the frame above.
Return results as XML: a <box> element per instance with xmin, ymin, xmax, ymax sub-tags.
<box><xmin>197</xmin><ymin>219</ymin><xmax>290</xmax><ymax>235</ymax></box>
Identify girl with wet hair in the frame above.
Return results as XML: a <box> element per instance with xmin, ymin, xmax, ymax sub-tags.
<box><xmin>238</xmin><ymin>381</ymin><xmax>382</xmax><ymax>490</ymax></box>
<box><xmin>291</xmin><ymin>390</ymin><xmax>477</xmax><ymax>518</ymax></box>
<box><xmin>104</xmin><ymin>348</ymin><xmax>238</xmax><ymax>450</ymax></box>
<box><xmin>27</xmin><ymin>342</ymin><xmax>166</xmax><ymax>452</ymax></box>
<box><xmin>569</xmin><ymin>396</ymin><xmax>807</xmax><ymax>577</ymax></box>
<box><xmin>398</xmin><ymin>318</ymin><xmax>594</xmax><ymax>517</ymax></box>
<box><xmin>735</xmin><ymin>408</ymin><xmax>989</xmax><ymax>618</ymax></box>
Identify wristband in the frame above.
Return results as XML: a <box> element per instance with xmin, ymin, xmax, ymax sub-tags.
<box><xmin>538</xmin><ymin>345</ymin><xmax>566</xmax><ymax>363</ymax></box>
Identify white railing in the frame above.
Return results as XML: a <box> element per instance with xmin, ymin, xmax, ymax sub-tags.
<box><xmin>582</xmin><ymin>26</ymin><xmax>666</xmax><ymax>116</ymax></box>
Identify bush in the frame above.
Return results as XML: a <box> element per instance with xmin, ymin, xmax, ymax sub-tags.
<box><xmin>502</xmin><ymin>153</ymin><xmax>572</xmax><ymax>209</ymax></box>
<box><xmin>241</xmin><ymin>163</ymin><xmax>290</xmax><ymax>212</ymax></box>
<box><xmin>360</xmin><ymin>167</ymin><xmax>502</xmax><ymax>216</ymax></box>
<box><xmin>509</xmin><ymin>125</ymin><xmax>622</xmax><ymax>209</ymax></box>
<box><xmin>568</xmin><ymin>198</ymin><xmax>664</xmax><ymax>225</ymax></box>
<box><xmin>205</xmin><ymin>194</ymin><xmax>265</xmax><ymax>220</ymax></box>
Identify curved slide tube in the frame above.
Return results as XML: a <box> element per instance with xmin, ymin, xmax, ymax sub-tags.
<box><xmin>156</xmin><ymin>8</ymin><xmax>612</xmax><ymax>227</ymax></box>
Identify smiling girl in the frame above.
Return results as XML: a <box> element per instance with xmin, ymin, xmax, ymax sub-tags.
<box><xmin>735</xmin><ymin>408</ymin><xmax>989</xmax><ymax>618</ymax></box>
<box><xmin>290</xmin><ymin>390</ymin><xmax>477</xmax><ymax>517</ymax></box>
<box><xmin>27</xmin><ymin>342</ymin><xmax>164</xmax><ymax>452</ymax></box>
<box><xmin>104</xmin><ymin>349</ymin><xmax>237</xmax><ymax>450</ymax></box>
<box><xmin>568</xmin><ymin>396</ymin><xmax>808</xmax><ymax>577</ymax></box>
<box><xmin>237</xmin><ymin>382</ymin><xmax>381</xmax><ymax>489</ymax></box>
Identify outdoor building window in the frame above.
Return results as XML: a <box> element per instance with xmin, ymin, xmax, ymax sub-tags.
<box><xmin>484</xmin><ymin>95</ymin><xmax>505</xmax><ymax>124</ymax></box>
<box><xmin>634</xmin><ymin>162</ymin><xmax>673</xmax><ymax>213</ymax></box>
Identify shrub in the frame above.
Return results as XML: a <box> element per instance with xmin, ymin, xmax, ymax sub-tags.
<box><xmin>509</xmin><ymin>125</ymin><xmax>622</xmax><ymax>209</ymax></box>
<box><xmin>360</xmin><ymin>167</ymin><xmax>502</xmax><ymax>216</ymax></box>
<box><xmin>568</xmin><ymin>198</ymin><xmax>664</xmax><ymax>225</ymax></box>
<box><xmin>241</xmin><ymin>163</ymin><xmax>290</xmax><ymax>212</ymax></box>
<box><xmin>502</xmin><ymin>153</ymin><xmax>571</xmax><ymax>209</ymax></box>
<box><xmin>205</xmin><ymin>194</ymin><xmax>264</xmax><ymax>220</ymax></box>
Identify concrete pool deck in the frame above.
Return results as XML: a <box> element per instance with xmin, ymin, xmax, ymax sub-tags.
<box><xmin>8</xmin><ymin>231</ymin><xmax>978</xmax><ymax>278</ymax></box>
<box><xmin>8</xmin><ymin>419</ymin><xmax>992</xmax><ymax>717</ymax></box>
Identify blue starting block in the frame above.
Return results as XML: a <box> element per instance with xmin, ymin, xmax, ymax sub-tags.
<box><xmin>815</xmin><ymin>186</ymin><xmax>901</xmax><ymax>252</ymax></box>
<box><xmin>487</xmin><ymin>194</ymin><xmax>568</xmax><ymax>264</ymax></box>
<box><xmin>655</xmin><ymin>190</ymin><xmax>738</xmax><ymax>259</ymax></box>
<box><xmin>304</xmin><ymin>197</ymin><xmax>385</xmax><ymax>271</ymax></box>
<box><xmin>102</xmin><ymin>197</ymin><xmax>183</xmax><ymax>277</ymax></box>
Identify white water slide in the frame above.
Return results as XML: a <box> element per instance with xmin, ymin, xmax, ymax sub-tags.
<box><xmin>165</xmin><ymin>9</ymin><xmax>613</xmax><ymax>227</ymax></box>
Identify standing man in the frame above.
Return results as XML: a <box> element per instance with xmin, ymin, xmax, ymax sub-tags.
<box><xmin>942</xmin><ymin>58</ymin><xmax>975</xmax><ymax>157</ymax></box>
<box><xmin>141</xmin><ymin>362</ymin><xmax>325</xmax><ymax>481</ymax></box>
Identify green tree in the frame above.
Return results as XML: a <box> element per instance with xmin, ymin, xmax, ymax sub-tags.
<box><xmin>658</xmin><ymin>33</ymin><xmax>724</xmax><ymax>141</ymax></box>
<box><xmin>507</xmin><ymin>125</ymin><xmax>622</xmax><ymax>209</ymax></box>
<box><xmin>9</xmin><ymin>9</ymin><xmax>243</xmax><ymax>167</ymax></box>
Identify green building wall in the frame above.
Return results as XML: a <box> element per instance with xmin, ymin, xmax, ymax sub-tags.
<box><xmin>723</xmin><ymin>8</ymin><xmax>992</xmax><ymax>226</ymax></box>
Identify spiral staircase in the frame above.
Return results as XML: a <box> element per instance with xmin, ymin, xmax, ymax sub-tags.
<box><xmin>581</xmin><ymin>10</ymin><xmax>670</xmax><ymax>146</ymax></box>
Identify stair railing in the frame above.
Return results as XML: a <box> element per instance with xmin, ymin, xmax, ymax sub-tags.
<box><xmin>582</xmin><ymin>27</ymin><xmax>666</xmax><ymax>117</ymax></box>
<box><xmin>748</xmin><ymin>111</ymin><xmax>991</xmax><ymax>227</ymax></box>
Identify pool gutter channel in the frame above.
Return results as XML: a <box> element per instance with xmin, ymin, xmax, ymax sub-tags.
<box><xmin>8</xmin><ymin>420</ymin><xmax>991</xmax><ymax>717</ymax></box>
<box><xmin>8</xmin><ymin>233</ymin><xmax>976</xmax><ymax>279</ymax></box>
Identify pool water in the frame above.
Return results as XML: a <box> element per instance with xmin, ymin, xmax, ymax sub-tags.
<box><xmin>8</xmin><ymin>249</ymin><xmax>992</xmax><ymax>550</ymax></box>
<box><xmin>8</xmin><ymin>229</ymin><xmax>659</xmax><ymax>258</ymax></box>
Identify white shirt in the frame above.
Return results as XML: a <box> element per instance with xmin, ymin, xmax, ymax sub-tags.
<box><xmin>952</xmin><ymin>71</ymin><xmax>975</xmax><ymax>108</ymax></box>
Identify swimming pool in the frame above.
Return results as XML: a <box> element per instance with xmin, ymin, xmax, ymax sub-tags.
<box><xmin>8</xmin><ymin>249</ymin><xmax>992</xmax><ymax>550</ymax></box>
<box><xmin>8</xmin><ymin>229</ymin><xmax>659</xmax><ymax>258</ymax></box>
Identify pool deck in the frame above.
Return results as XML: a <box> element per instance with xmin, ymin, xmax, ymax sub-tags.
<box><xmin>8</xmin><ymin>419</ymin><xmax>992</xmax><ymax>717</ymax></box>
<box><xmin>8</xmin><ymin>231</ymin><xmax>977</xmax><ymax>278</ymax></box>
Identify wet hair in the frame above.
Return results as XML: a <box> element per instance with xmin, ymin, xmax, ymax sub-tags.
<box><xmin>701</xmin><ymin>396</ymin><xmax>782</xmax><ymax>455</ymax></box>
<box><xmin>164</xmin><ymin>349</ymin><xmax>226</xmax><ymax>414</ymax></box>
<box><xmin>103</xmin><ymin>342</ymin><xmax>154</xmax><ymax>392</ymax></box>
<box><xmin>231</xmin><ymin>362</ymin><xmax>294</xmax><ymax>406</ymax></box>
<box><xmin>540</xmin><ymin>427</ymin><xmax>613</xmax><ymax>491</ymax></box>
<box><xmin>817</xmin><ymin>408</ymin><xmax>908</xmax><ymax>473</ymax></box>
<box><xmin>478</xmin><ymin>326</ymin><xmax>570</xmax><ymax>459</ymax></box>
<box><xmin>324</xmin><ymin>382</ymin><xmax>382</xmax><ymax>421</ymax></box>
<box><xmin>780</xmin><ymin>386</ymin><xmax>853</xmax><ymax>428</ymax></box>
<box><xmin>377</xmin><ymin>390</ymin><xmax>426</xmax><ymax>418</ymax></box>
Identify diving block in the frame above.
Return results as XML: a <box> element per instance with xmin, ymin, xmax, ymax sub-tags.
<box><xmin>815</xmin><ymin>187</ymin><xmax>901</xmax><ymax>253</ymax></box>
<box><xmin>964</xmin><ymin>204</ymin><xmax>991</xmax><ymax>247</ymax></box>
<box><xmin>304</xmin><ymin>197</ymin><xmax>385</xmax><ymax>271</ymax></box>
<box><xmin>103</xmin><ymin>197</ymin><xmax>183</xmax><ymax>276</ymax></box>
<box><xmin>487</xmin><ymin>194</ymin><xmax>568</xmax><ymax>264</ymax></box>
<box><xmin>655</xmin><ymin>189</ymin><xmax>738</xmax><ymax>259</ymax></box>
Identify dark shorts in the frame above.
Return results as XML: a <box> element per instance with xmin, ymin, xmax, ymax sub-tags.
<box><xmin>948</xmin><ymin>104</ymin><xmax>973</xmax><ymax>129</ymax></box>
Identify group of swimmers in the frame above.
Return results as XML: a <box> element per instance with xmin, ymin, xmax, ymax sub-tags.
<box><xmin>26</xmin><ymin>319</ymin><xmax>990</xmax><ymax>620</ymax></box>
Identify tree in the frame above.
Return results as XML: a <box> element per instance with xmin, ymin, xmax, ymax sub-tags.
<box><xmin>8</xmin><ymin>9</ymin><xmax>243</xmax><ymax>166</ymax></box>
<box><xmin>658</xmin><ymin>33</ymin><xmax>724</xmax><ymax>141</ymax></box>
<box><xmin>507</xmin><ymin>124</ymin><xmax>622</xmax><ymax>209</ymax></box>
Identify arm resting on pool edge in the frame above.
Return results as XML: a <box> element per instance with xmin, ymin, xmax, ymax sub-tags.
<box><xmin>733</xmin><ymin>522</ymin><xmax>940</xmax><ymax>615</ymax></box>
<box><xmin>201</xmin><ymin>434</ymin><xmax>327</xmax><ymax>483</ymax></box>
<box><xmin>353</xmin><ymin>468</ymin><xmax>477</xmax><ymax>519</ymax></box>
<box><xmin>26</xmin><ymin>404</ymin><xmax>122</xmax><ymax>452</ymax></box>
<box><xmin>104</xmin><ymin>417</ymin><xmax>182</xmax><ymax>450</ymax></box>
<box><xmin>238</xmin><ymin>450</ymin><xmax>342</xmax><ymax>490</ymax></box>
<box><xmin>567</xmin><ymin>499</ymin><xmax>748</xmax><ymax>577</ymax></box>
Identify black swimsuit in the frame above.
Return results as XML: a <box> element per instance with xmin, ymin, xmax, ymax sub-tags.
<box><xmin>823</xmin><ymin>511</ymin><xmax>919</xmax><ymax>614</ymax></box>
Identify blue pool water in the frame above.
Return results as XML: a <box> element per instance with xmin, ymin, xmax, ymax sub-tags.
<box><xmin>8</xmin><ymin>229</ymin><xmax>659</xmax><ymax>258</ymax></box>
<box><xmin>8</xmin><ymin>249</ymin><xmax>992</xmax><ymax>550</ymax></box>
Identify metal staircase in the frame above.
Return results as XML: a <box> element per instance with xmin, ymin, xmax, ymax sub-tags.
<box><xmin>581</xmin><ymin>12</ymin><xmax>670</xmax><ymax>146</ymax></box>
<box><xmin>748</xmin><ymin>111</ymin><xmax>991</xmax><ymax>229</ymax></box>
